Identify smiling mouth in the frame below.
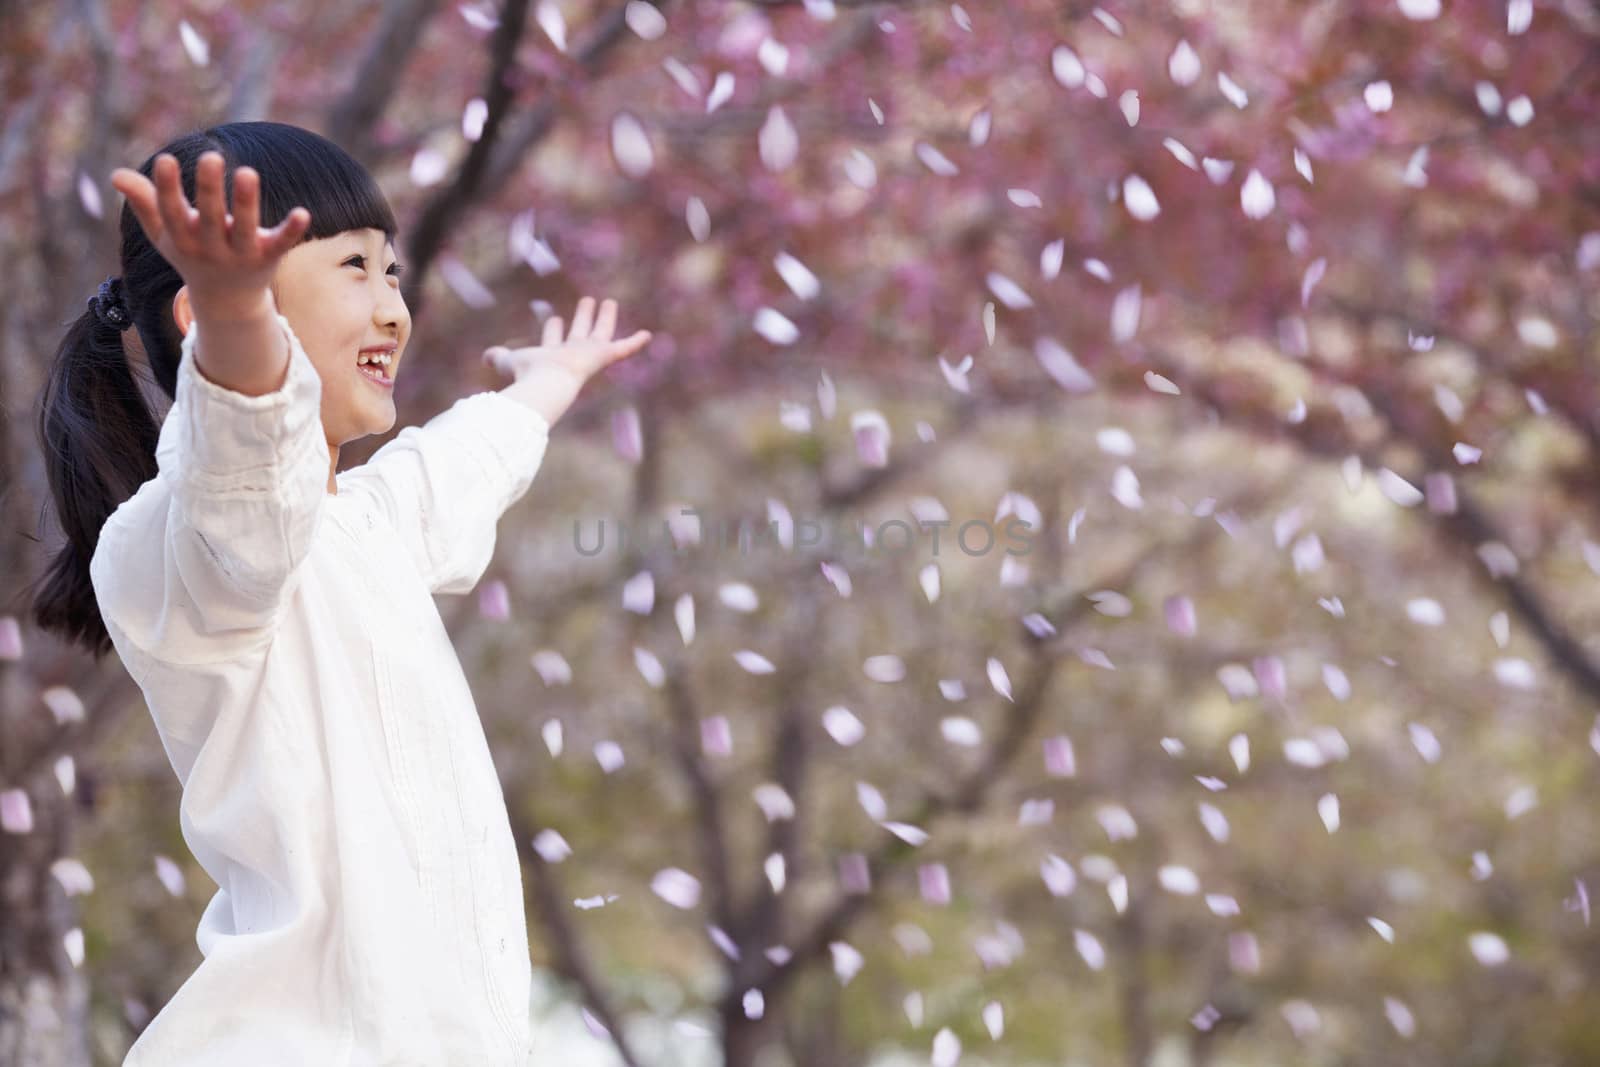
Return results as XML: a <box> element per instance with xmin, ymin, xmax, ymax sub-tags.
<box><xmin>356</xmin><ymin>352</ymin><xmax>395</xmax><ymax>386</ymax></box>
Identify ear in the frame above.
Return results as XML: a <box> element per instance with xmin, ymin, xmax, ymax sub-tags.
<box><xmin>172</xmin><ymin>285</ymin><xmax>193</xmax><ymax>339</ymax></box>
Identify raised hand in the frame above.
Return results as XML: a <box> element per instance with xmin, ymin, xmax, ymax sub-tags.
<box><xmin>482</xmin><ymin>296</ymin><xmax>653</xmax><ymax>389</ymax></box>
<box><xmin>111</xmin><ymin>150</ymin><xmax>312</xmax><ymax>319</ymax></box>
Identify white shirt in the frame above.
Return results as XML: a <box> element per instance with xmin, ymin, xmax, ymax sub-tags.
<box><xmin>90</xmin><ymin>312</ymin><xmax>551</xmax><ymax>1065</ymax></box>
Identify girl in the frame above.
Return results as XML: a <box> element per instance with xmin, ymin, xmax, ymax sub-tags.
<box><xmin>29</xmin><ymin>120</ymin><xmax>651</xmax><ymax>1064</ymax></box>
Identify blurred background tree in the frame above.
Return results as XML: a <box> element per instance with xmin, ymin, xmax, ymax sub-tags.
<box><xmin>2</xmin><ymin>0</ymin><xmax>1598</xmax><ymax>1064</ymax></box>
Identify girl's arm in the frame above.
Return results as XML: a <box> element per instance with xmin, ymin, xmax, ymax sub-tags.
<box><xmin>334</xmin><ymin>296</ymin><xmax>650</xmax><ymax>597</ymax></box>
<box><xmin>97</xmin><ymin>152</ymin><xmax>324</xmax><ymax>657</ymax></box>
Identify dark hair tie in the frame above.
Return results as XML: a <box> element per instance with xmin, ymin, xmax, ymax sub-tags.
<box><xmin>89</xmin><ymin>275</ymin><xmax>132</xmax><ymax>331</ymax></box>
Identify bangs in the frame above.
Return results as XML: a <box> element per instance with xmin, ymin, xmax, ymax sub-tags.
<box><xmin>187</xmin><ymin>121</ymin><xmax>398</xmax><ymax>244</ymax></box>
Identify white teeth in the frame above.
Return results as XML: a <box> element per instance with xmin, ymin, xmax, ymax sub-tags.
<box><xmin>358</xmin><ymin>352</ymin><xmax>392</xmax><ymax>366</ymax></box>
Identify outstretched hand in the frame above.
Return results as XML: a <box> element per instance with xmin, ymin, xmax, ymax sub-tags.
<box><xmin>111</xmin><ymin>150</ymin><xmax>312</xmax><ymax>318</ymax></box>
<box><xmin>482</xmin><ymin>296</ymin><xmax>652</xmax><ymax>390</ymax></box>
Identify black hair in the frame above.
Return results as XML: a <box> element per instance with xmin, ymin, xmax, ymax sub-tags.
<box><xmin>27</xmin><ymin>120</ymin><xmax>399</xmax><ymax>658</ymax></box>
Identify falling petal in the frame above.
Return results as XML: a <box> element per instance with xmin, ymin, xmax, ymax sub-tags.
<box><xmin>857</xmin><ymin>781</ymin><xmax>888</xmax><ymax>820</ymax></box>
<box><xmin>1493</xmin><ymin>658</ymin><xmax>1536</xmax><ymax>690</ymax></box>
<box><xmin>459</xmin><ymin>98</ymin><xmax>489</xmax><ymax>142</ymax></box>
<box><xmin>830</xmin><ymin>941</ymin><xmax>865</xmax><ymax>984</ymax></box>
<box><xmin>986</xmin><ymin>657</ymin><xmax>1014</xmax><ymax>701</ymax></box>
<box><xmin>941</xmin><ymin>717</ymin><xmax>982</xmax><ymax>747</ymax></box>
<box><xmin>919</xmin><ymin>863</ymin><xmax>951</xmax><ymax>904</ymax></box>
<box><xmin>622</xmin><ymin>571</ymin><xmax>655</xmax><ymax>615</ymax></box>
<box><xmin>1198</xmin><ymin>803</ymin><xmax>1230</xmax><ymax>842</ymax></box>
<box><xmin>1122</xmin><ymin>174</ymin><xmax>1160</xmax><ymax>220</ymax></box>
<box><xmin>50</xmin><ymin>858</ymin><xmax>94</xmax><ymax>897</ymax></box>
<box><xmin>625</xmin><ymin>1</ymin><xmax>668</xmax><ymax>38</ymax></box>
<box><xmin>532</xmin><ymin>829</ymin><xmax>572</xmax><ymax>863</ymax></box>
<box><xmin>754</xmin><ymin>307</ymin><xmax>799</xmax><ymax>345</ymax></box>
<box><xmin>1385</xmin><ymin>997</ymin><xmax>1417</xmax><ymax>1038</ymax></box>
<box><xmin>825</xmin><ymin>703</ymin><xmax>864</xmax><ymax>748</ymax></box>
<box><xmin>1369</xmin><ymin>917</ymin><xmax>1396</xmax><ymax>943</ymax></box>
<box><xmin>1051</xmin><ymin>45</ymin><xmax>1085</xmax><ymax>89</ymax></box>
<box><xmin>1041</xmin><ymin>238</ymin><xmax>1065</xmax><ymax>279</ymax></box>
<box><xmin>707</xmin><ymin>71</ymin><xmax>736</xmax><ymax>115</ymax></box>
<box><xmin>1111</xmin><ymin>284</ymin><xmax>1142</xmax><ymax>341</ymax></box>
<box><xmin>734</xmin><ymin>650</ymin><xmax>776</xmax><ymax>674</ymax></box>
<box><xmin>178</xmin><ymin>20</ymin><xmax>210</xmax><ymax>66</ymax></box>
<box><xmin>915</xmin><ymin>142</ymin><xmax>959</xmax><ymax>176</ymax></box>
<box><xmin>78</xmin><ymin>173</ymin><xmax>103</xmax><ymax>219</ymax></box>
<box><xmin>753</xmin><ymin>783</ymin><xmax>795</xmax><ymax>821</ymax></box>
<box><xmin>840</xmin><ymin>852</ymin><xmax>872</xmax><ymax>893</ymax></box>
<box><xmin>634</xmin><ymin>646</ymin><xmax>665</xmax><ymax>688</ymax></box>
<box><xmin>1217</xmin><ymin>71</ymin><xmax>1248</xmax><ymax>108</ymax></box>
<box><xmin>1145</xmin><ymin>374</ymin><xmax>1184</xmax><ymax>400</ymax></box>
<box><xmin>1364</xmin><ymin>80</ymin><xmax>1394</xmax><ymax>113</ymax></box>
<box><xmin>884</xmin><ymin>821</ymin><xmax>930</xmax><ymax>846</ymax></box>
<box><xmin>1318</xmin><ymin>793</ymin><xmax>1341</xmax><ymax>833</ymax></box>
<box><xmin>844</xmin><ymin>148</ymin><xmax>877</xmax><ymax>189</ymax></box>
<box><xmin>1034</xmin><ymin>854</ymin><xmax>1077</xmax><ymax>901</ymax></box>
<box><xmin>1405</xmin><ymin>598</ymin><xmax>1445</xmax><ymax>626</ymax></box>
<box><xmin>986</xmin><ymin>271</ymin><xmax>1033</xmax><ymax>310</ymax></box>
<box><xmin>718</xmin><ymin>583</ymin><xmax>760</xmax><ymax>613</ymax></box>
<box><xmin>1208</xmin><ymin>894</ymin><xmax>1241</xmax><ymax>916</ymax></box>
<box><xmin>63</xmin><ymin>928</ymin><xmax>84</xmax><ymax>968</ymax></box>
<box><xmin>594</xmin><ymin>741</ymin><xmax>626</xmax><ymax>773</ymax></box>
<box><xmin>1506</xmin><ymin>95</ymin><xmax>1534</xmax><ymax>126</ymax></box>
<box><xmin>1409</xmin><ymin>723</ymin><xmax>1442</xmax><ymax>763</ymax></box>
<box><xmin>1377</xmin><ymin>469</ymin><xmax>1423</xmax><ymax>506</ymax></box>
<box><xmin>610</xmin><ymin>112</ymin><xmax>654</xmax><ymax>178</ymax></box>
<box><xmin>1240</xmin><ymin>169</ymin><xmax>1276</xmax><ymax>218</ymax></box>
<box><xmin>774</xmin><ymin>252</ymin><xmax>820</xmax><ymax>300</ymax></box>
<box><xmin>1074</xmin><ymin>929</ymin><xmax>1106</xmax><ymax>970</ymax></box>
<box><xmin>674</xmin><ymin>594</ymin><xmax>696</xmax><ymax>646</ymax></box>
<box><xmin>743</xmin><ymin>989</ymin><xmax>765</xmax><ymax>1020</ymax></box>
<box><xmin>652</xmin><ymin>868</ymin><xmax>702</xmax><ymax>909</ymax></box>
<box><xmin>1034</xmin><ymin>337</ymin><xmax>1095</xmax><ymax>392</ymax></box>
<box><xmin>439</xmin><ymin>256</ymin><xmax>495</xmax><ymax>308</ymax></box>
<box><xmin>1229</xmin><ymin>931</ymin><xmax>1261</xmax><ymax>972</ymax></box>
<box><xmin>536</xmin><ymin>0</ymin><xmax>567</xmax><ymax>50</ymax></box>
<box><xmin>759</xmin><ymin>106</ymin><xmax>799</xmax><ymax>171</ymax></box>
<box><xmin>1168</xmin><ymin>39</ymin><xmax>1201</xmax><ymax>84</ymax></box>
<box><xmin>1229</xmin><ymin>733</ymin><xmax>1251</xmax><ymax>773</ymax></box>
<box><xmin>0</xmin><ymin>617</ymin><xmax>21</xmax><ymax>660</ymax></box>
<box><xmin>1159</xmin><ymin>865</ymin><xmax>1200</xmax><ymax>895</ymax></box>
<box><xmin>41</xmin><ymin>686</ymin><xmax>85</xmax><ymax>725</ymax></box>
<box><xmin>0</xmin><ymin>789</ymin><xmax>33</xmax><ymax>834</ymax></box>
<box><xmin>1398</xmin><ymin>0</ymin><xmax>1440</xmax><ymax>17</ymax></box>
<box><xmin>1468</xmin><ymin>931</ymin><xmax>1509</xmax><ymax>966</ymax></box>
<box><xmin>851</xmin><ymin>410</ymin><xmax>891</xmax><ymax>467</ymax></box>
<box><xmin>757</xmin><ymin>37</ymin><xmax>789</xmax><ymax>76</ymax></box>
<box><xmin>932</xmin><ymin>1027</ymin><xmax>961</xmax><ymax>1067</ymax></box>
<box><xmin>702</xmin><ymin>716</ymin><xmax>733</xmax><ymax>758</ymax></box>
<box><xmin>1043</xmin><ymin>736</ymin><xmax>1076</xmax><ymax>777</ymax></box>
<box><xmin>970</xmin><ymin>108</ymin><xmax>992</xmax><ymax>146</ymax></box>
<box><xmin>154</xmin><ymin>855</ymin><xmax>186</xmax><ymax>897</ymax></box>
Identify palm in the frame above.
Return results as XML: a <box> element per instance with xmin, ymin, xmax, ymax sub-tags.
<box><xmin>483</xmin><ymin>296</ymin><xmax>652</xmax><ymax>383</ymax></box>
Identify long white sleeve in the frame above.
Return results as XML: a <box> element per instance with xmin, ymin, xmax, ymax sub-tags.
<box><xmin>336</xmin><ymin>391</ymin><xmax>550</xmax><ymax>595</ymax></box>
<box><xmin>92</xmin><ymin>312</ymin><xmax>328</xmax><ymax>664</ymax></box>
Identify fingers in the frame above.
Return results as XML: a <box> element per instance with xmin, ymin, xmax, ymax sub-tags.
<box><xmin>542</xmin><ymin>314</ymin><xmax>564</xmax><ymax>347</ymax></box>
<box><xmin>593</xmin><ymin>298</ymin><xmax>618</xmax><ymax>342</ymax></box>
<box><xmin>112</xmin><ymin>167</ymin><xmax>164</xmax><ymax>246</ymax></box>
<box><xmin>154</xmin><ymin>154</ymin><xmax>194</xmax><ymax>248</ymax></box>
<box><xmin>607</xmin><ymin>329</ymin><xmax>652</xmax><ymax>364</ymax></box>
<box><xmin>194</xmin><ymin>152</ymin><xmax>226</xmax><ymax>252</ymax></box>
<box><xmin>568</xmin><ymin>296</ymin><xmax>596</xmax><ymax>341</ymax></box>
<box><xmin>228</xmin><ymin>166</ymin><xmax>259</xmax><ymax>258</ymax></box>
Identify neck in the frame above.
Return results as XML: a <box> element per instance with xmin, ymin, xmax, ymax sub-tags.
<box><xmin>326</xmin><ymin>441</ymin><xmax>340</xmax><ymax>495</ymax></box>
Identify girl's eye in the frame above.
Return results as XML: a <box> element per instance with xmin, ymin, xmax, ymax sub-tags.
<box><xmin>345</xmin><ymin>255</ymin><xmax>406</xmax><ymax>277</ymax></box>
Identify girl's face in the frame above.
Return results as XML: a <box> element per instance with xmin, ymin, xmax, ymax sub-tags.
<box><xmin>268</xmin><ymin>227</ymin><xmax>410</xmax><ymax>447</ymax></box>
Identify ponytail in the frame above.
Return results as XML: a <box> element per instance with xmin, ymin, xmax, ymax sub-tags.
<box><xmin>26</xmin><ymin>287</ymin><xmax>162</xmax><ymax>658</ymax></box>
